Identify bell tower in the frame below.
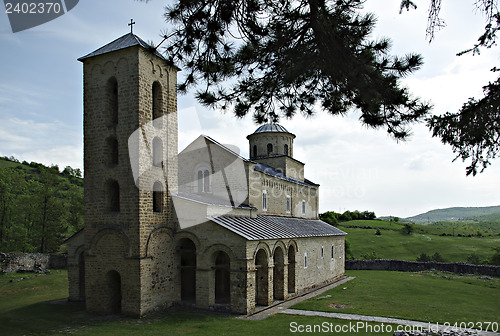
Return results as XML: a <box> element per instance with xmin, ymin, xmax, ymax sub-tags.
<box><xmin>79</xmin><ymin>32</ymin><xmax>178</xmax><ymax>316</ymax></box>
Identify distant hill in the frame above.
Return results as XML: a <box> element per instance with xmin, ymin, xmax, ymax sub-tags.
<box><xmin>406</xmin><ymin>206</ymin><xmax>500</xmax><ymax>224</ymax></box>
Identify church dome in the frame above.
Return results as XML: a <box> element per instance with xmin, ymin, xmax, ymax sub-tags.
<box><xmin>252</xmin><ymin>123</ymin><xmax>290</xmax><ymax>134</ymax></box>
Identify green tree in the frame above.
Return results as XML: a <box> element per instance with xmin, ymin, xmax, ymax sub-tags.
<box><xmin>402</xmin><ymin>223</ymin><xmax>413</xmax><ymax>235</ymax></box>
<box><xmin>491</xmin><ymin>247</ymin><xmax>500</xmax><ymax>265</ymax></box>
<box><xmin>416</xmin><ymin>252</ymin><xmax>430</xmax><ymax>262</ymax></box>
<box><xmin>400</xmin><ymin>0</ymin><xmax>500</xmax><ymax>175</ymax></box>
<box><xmin>431</xmin><ymin>252</ymin><xmax>444</xmax><ymax>262</ymax></box>
<box><xmin>29</xmin><ymin>170</ymin><xmax>66</xmax><ymax>253</ymax></box>
<box><xmin>319</xmin><ymin>211</ymin><xmax>339</xmax><ymax>225</ymax></box>
<box><xmin>467</xmin><ymin>254</ymin><xmax>481</xmax><ymax>264</ymax></box>
<box><xmin>161</xmin><ymin>0</ymin><xmax>430</xmax><ymax>140</ymax></box>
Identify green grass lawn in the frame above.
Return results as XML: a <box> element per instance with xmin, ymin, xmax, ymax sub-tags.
<box><xmin>292</xmin><ymin>270</ymin><xmax>500</xmax><ymax>324</ymax></box>
<box><xmin>341</xmin><ymin>225</ymin><xmax>499</xmax><ymax>262</ymax></box>
<box><xmin>1</xmin><ymin>269</ymin><xmax>498</xmax><ymax>335</ymax></box>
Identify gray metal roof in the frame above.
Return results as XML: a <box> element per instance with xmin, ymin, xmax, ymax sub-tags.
<box><xmin>252</xmin><ymin>123</ymin><xmax>291</xmax><ymax>134</ymax></box>
<box><xmin>208</xmin><ymin>215</ymin><xmax>346</xmax><ymax>240</ymax></box>
<box><xmin>202</xmin><ymin>135</ymin><xmax>250</xmax><ymax>162</ymax></box>
<box><xmin>174</xmin><ymin>192</ymin><xmax>255</xmax><ymax>209</ymax></box>
<box><xmin>78</xmin><ymin>33</ymin><xmax>168</xmax><ymax>61</ymax></box>
<box><xmin>254</xmin><ymin>163</ymin><xmax>317</xmax><ymax>188</ymax></box>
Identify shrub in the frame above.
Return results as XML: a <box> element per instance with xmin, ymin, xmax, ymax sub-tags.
<box><xmin>491</xmin><ymin>247</ymin><xmax>500</xmax><ymax>266</ymax></box>
<box><xmin>417</xmin><ymin>253</ymin><xmax>431</xmax><ymax>262</ymax></box>
<box><xmin>467</xmin><ymin>254</ymin><xmax>481</xmax><ymax>265</ymax></box>
<box><xmin>375</xmin><ymin>229</ymin><xmax>381</xmax><ymax>236</ymax></box>
<box><xmin>431</xmin><ymin>252</ymin><xmax>444</xmax><ymax>262</ymax></box>
<box><xmin>402</xmin><ymin>223</ymin><xmax>413</xmax><ymax>235</ymax></box>
<box><xmin>361</xmin><ymin>251</ymin><xmax>378</xmax><ymax>260</ymax></box>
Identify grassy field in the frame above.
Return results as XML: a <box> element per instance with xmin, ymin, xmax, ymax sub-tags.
<box><xmin>1</xmin><ymin>270</ymin><xmax>498</xmax><ymax>335</ymax></box>
<box><xmin>0</xmin><ymin>270</ymin><xmax>398</xmax><ymax>335</ymax></box>
<box><xmin>292</xmin><ymin>270</ymin><xmax>500</xmax><ymax>325</ymax></box>
<box><xmin>338</xmin><ymin>220</ymin><xmax>499</xmax><ymax>262</ymax></box>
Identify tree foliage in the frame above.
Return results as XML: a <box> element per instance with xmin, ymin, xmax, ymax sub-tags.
<box><xmin>320</xmin><ymin>209</ymin><xmax>376</xmax><ymax>224</ymax></box>
<box><xmin>402</xmin><ymin>223</ymin><xmax>414</xmax><ymax>235</ymax></box>
<box><xmin>0</xmin><ymin>157</ymin><xmax>83</xmax><ymax>253</ymax></box>
<box><xmin>161</xmin><ymin>0</ymin><xmax>430</xmax><ymax>140</ymax></box>
<box><xmin>400</xmin><ymin>0</ymin><xmax>500</xmax><ymax>175</ymax></box>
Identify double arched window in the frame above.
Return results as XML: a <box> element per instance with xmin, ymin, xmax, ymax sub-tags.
<box><xmin>197</xmin><ymin>168</ymin><xmax>210</xmax><ymax>193</ymax></box>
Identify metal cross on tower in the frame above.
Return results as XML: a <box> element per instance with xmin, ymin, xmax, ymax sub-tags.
<box><xmin>128</xmin><ymin>19</ymin><xmax>135</xmax><ymax>34</ymax></box>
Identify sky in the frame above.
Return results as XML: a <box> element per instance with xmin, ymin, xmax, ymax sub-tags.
<box><xmin>0</xmin><ymin>0</ymin><xmax>499</xmax><ymax>218</ymax></box>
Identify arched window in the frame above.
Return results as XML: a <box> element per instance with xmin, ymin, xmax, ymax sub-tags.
<box><xmin>214</xmin><ymin>251</ymin><xmax>230</xmax><ymax>304</ymax></box>
<box><xmin>106</xmin><ymin>179</ymin><xmax>120</xmax><ymax>212</ymax></box>
<box><xmin>253</xmin><ymin>145</ymin><xmax>258</xmax><ymax>158</ymax></box>
<box><xmin>178</xmin><ymin>238</ymin><xmax>196</xmax><ymax>301</ymax></box>
<box><xmin>105</xmin><ymin>136</ymin><xmax>119</xmax><ymax>165</ymax></box>
<box><xmin>262</xmin><ymin>190</ymin><xmax>268</xmax><ymax>211</ymax></box>
<box><xmin>106</xmin><ymin>77</ymin><xmax>118</xmax><ymax>126</ymax></box>
<box><xmin>152</xmin><ymin>137</ymin><xmax>163</xmax><ymax>167</ymax></box>
<box><xmin>288</xmin><ymin>245</ymin><xmax>296</xmax><ymax>294</ymax></box>
<box><xmin>153</xmin><ymin>181</ymin><xmax>164</xmax><ymax>213</ymax></box>
<box><xmin>284</xmin><ymin>144</ymin><xmax>289</xmax><ymax>156</ymax></box>
<box><xmin>197</xmin><ymin>168</ymin><xmax>210</xmax><ymax>193</ymax></box>
<box><xmin>267</xmin><ymin>143</ymin><xmax>273</xmax><ymax>155</ymax></box>
<box><xmin>152</xmin><ymin>81</ymin><xmax>163</xmax><ymax>128</ymax></box>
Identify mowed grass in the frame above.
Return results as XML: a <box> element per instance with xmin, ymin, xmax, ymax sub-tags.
<box><xmin>292</xmin><ymin>270</ymin><xmax>500</xmax><ymax>324</ymax></box>
<box><xmin>1</xmin><ymin>270</ymin><xmax>498</xmax><ymax>335</ymax></box>
<box><xmin>0</xmin><ymin>270</ymin><xmax>399</xmax><ymax>335</ymax></box>
<box><xmin>340</xmin><ymin>223</ymin><xmax>499</xmax><ymax>262</ymax></box>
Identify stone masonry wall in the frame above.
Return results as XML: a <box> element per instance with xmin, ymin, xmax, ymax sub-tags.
<box><xmin>0</xmin><ymin>252</ymin><xmax>67</xmax><ymax>273</ymax></box>
<box><xmin>346</xmin><ymin>259</ymin><xmax>500</xmax><ymax>277</ymax></box>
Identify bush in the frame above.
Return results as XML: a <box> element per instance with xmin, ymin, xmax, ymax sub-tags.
<box><xmin>402</xmin><ymin>223</ymin><xmax>413</xmax><ymax>235</ymax></box>
<box><xmin>375</xmin><ymin>229</ymin><xmax>381</xmax><ymax>236</ymax></box>
<box><xmin>491</xmin><ymin>247</ymin><xmax>500</xmax><ymax>266</ymax></box>
<box><xmin>431</xmin><ymin>252</ymin><xmax>444</xmax><ymax>262</ymax></box>
<box><xmin>361</xmin><ymin>251</ymin><xmax>378</xmax><ymax>260</ymax></box>
<box><xmin>467</xmin><ymin>254</ymin><xmax>481</xmax><ymax>265</ymax></box>
<box><xmin>416</xmin><ymin>253</ymin><xmax>431</xmax><ymax>262</ymax></box>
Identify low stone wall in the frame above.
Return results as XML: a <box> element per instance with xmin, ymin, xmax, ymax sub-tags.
<box><xmin>0</xmin><ymin>252</ymin><xmax>67</xmax><ymax>273</ymax></box>
<box><xmin>346</xmin><ymin>259</ymin><xmax>500</xmax><ymax>277</ymax></box>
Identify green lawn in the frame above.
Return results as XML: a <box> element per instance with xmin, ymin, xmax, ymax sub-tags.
<box><xmin>341</xmin><ymin>225</ymin><xmax>499</xmax><ymax>262</ymax></box>
<box><xmin>1</xmin><ymin>270</ymin><xmax>498</xmax><ymax>335</ymax></box>
<box><xmin>292</xmin><ymin>270</ymin><xmax>500</xmax><ymax>324</ymax></box>
<box><xmin>0</xmin><ymin>270</ymin><xmax>395</xmax><ymax>335</ymax></box>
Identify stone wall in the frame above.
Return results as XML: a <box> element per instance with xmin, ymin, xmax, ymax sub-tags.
<box><xmin>346</xmin><ymin>259</ymin><xmax>500</xmax><ymax>277</ymax></box>
<box><xmin>0</xmin><ymin>252</ymin><xmax>67</xmax><ymax>273</ymax></box>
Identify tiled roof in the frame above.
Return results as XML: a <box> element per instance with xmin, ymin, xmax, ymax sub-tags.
<box><xmin>78</xmin><ymin>33</ymin><xmax>168</xmax><ymax>61</ymax></box>
<box><xmin>208</xmin><ymin>215</ymin><xmax>346</xmax><ymax>240</ymax></box>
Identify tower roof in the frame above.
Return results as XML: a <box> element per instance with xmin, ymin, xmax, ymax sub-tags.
<box><xmin>252</xmin><ymin>123</ymin><xmax>291</xmax><ymax>134</ymax></box>
<box><xmin>78</xmin><ymin>33</ymin><xmax>168</xmax><ymax>62</ymax></box>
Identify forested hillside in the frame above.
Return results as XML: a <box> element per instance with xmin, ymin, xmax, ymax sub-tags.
<box><xmin>0</xmin><ymin>156</ymin><xmax>83</xmax><ymax>253</ymax></box>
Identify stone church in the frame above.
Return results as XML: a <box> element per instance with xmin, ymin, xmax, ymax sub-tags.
<box><xmin>66</xmin><ymin>32</ymin><xmax>346</xmax><ymax>317</ymax></box>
